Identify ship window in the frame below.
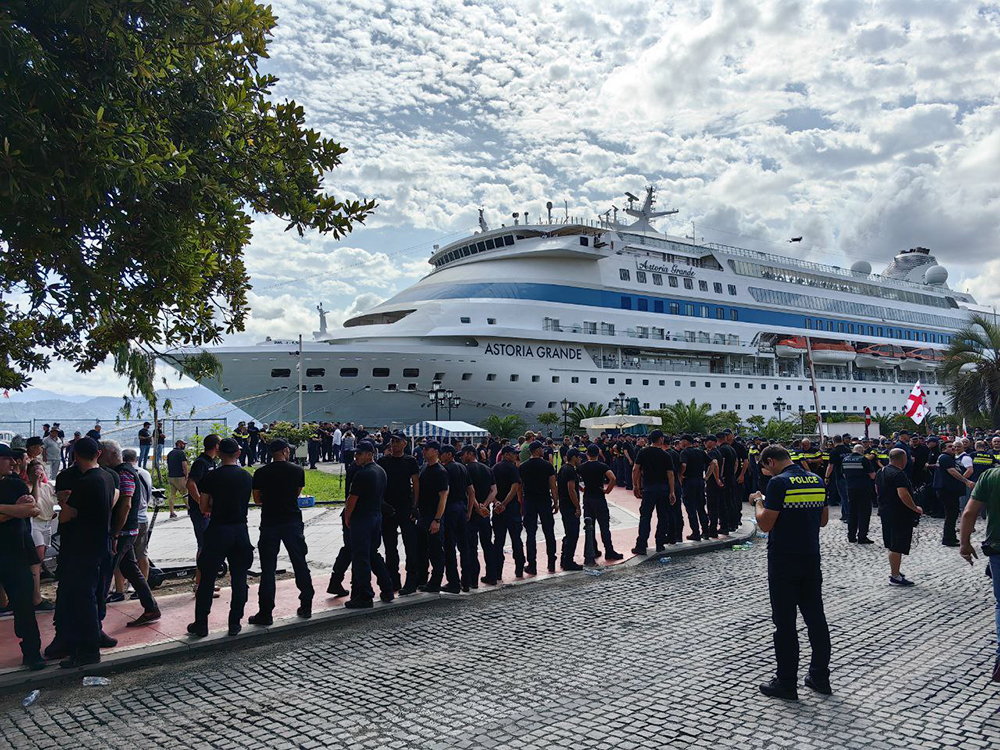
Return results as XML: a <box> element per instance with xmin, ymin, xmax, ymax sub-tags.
<box><xmin>730</xmin><ymin>309</ymin><xmax>738</xmax><ymax>321</ymax></box>
<box><xmin>305</xmin><ymin>368</ymin><xmax>325</xmax><ymax>377</ymax></box>
<box><xmin>510</xmin><ymin>374</ymin><xmax>519</xmax><ymax>382</ymax></box>
<box><xmin>660</xmin><ymin>402</ymin><xmax>667</xmax><ymax>408</ymax></box>
<box><xmin>461</xmin><ymin>373</ymin><xmax>472</xmax><ymax>380</ymax></box>
<box><xmin>701</xmin><ymin>306</ymin><xmax>710</xmax><ymax>318</ymax></box>
<box><xmin>339</xmin><ymin>368</ymin><xmax>358</xmax><ymax>378</ymax></box>
<box><xmin>372</xmin><ymin>368</ymin><xmax>390</xmax><ymax>377</ymax></box>
<box><xmin>638</xmin><ymin>298</ymin><xmax>648</xmax><ymax>311</ymax></box>
<box><xmin>407</xmin><ymin>383</ymin><xmax>417</xmax><ymax>391</ymax></box>
<box><xmin>486</xmin><ymin>374</ymin><xmax>496</xmax><ymax>381</ymax></box>
<box><xmin>827</xmin><ymin>321</ymin><xmax>834</xmax><ymax>332</ymax></box>
<box><xmin>877</xmin><ymin>327</ymin><xmax>884</xmax><ymax>336</ymax></box>
<box><xmin>387</xmin><ymin>384</ymin><xmax>396</xmax><ymax>391</ymax></box>
<box><xmin>579</xmin><ymin>237</ymin><xmax>589</xmax><ymax>246</ymax></box>
<box><xmin>669</xmin><ymin>302</ymin><xmax>680</xmax><ymax>315</ymax></box>
<box><xmin>684</xmin><ymin>278</ymin><xmax>693</xmax><ymax>290</ymax></box>
<box><xmin>735</xmin><ymin>383</ymin><xmax>740</xmax><ymax>388</ymax></box>
<box><xmin>643</xmin><ymin>402</ymin><xmax>650</xmax><ymax>409</ymax></box>
<box><xmin>728</xmin><ymin>284</ymin><xmax>737</xmax><ymax>295</ymax></box>
<box><xmin>654</xmin><ymin>300</ymin><xmax>664</xmax><ymax>313</ymax></box>
<box><xmin>314</xmin><ymin>384</ymin><xmax>325</xmax><ymax>391</ymax></box>
<box><xmin>735</xmin><ymin>404</ymin><xmax>741</xmax><ymax>410</ymax></box>
<box><xmin>548</xmin><ymin>402</ymin><xmax>557</xmax><ymax>408</ymax></box>
<box><xmin>637</xmin><ymin>271</ymin><xmax>647</xmax><ymax>284</ymax></box>
<box><xmin>504</xmin><ymin>235</ymin><xmax>515</xmax><ymax>246</ymax></box>
<box><xmin>531</xmin><ymin>375</ymin><xmax>540</xmax><ymax>382</ymax></box>
<box><xmin>434</xmin><ymin>372</ymin><xmax>445</xmax><ymax>379</ymax></box>
<box><xmin>721</xmin><ymin>404</ymin><xmax>727</xmax><ymax>410</ymax></box>
<box><xmin>476</xmin><ymin>241</ymin><xmax>486</xmax><ymax>252</ymax></box>
<box><xmin>749</xmin><ymin>383</ymin><xmax>754</xmax><ymax>389</ymax></box>
<box><xmin>552</xmin><ymin>376</ymin><xmax>560</xmax><ymax>383</ymax></box>
<box><xmin>626</xmin><ymin>378</ymin><xmax>632</xmax><ymax>385</ymax></box>
<box><xmin>270</xmin><ymin>368</ymin><xmax>291</xmax><ymax>378</ymax></box>
<box><xmin>691</xmin><ymin>381</ymin><xmax>696</xmax><ymax>387</ymax></box>
<box><xmin>621</xmin><ymin>297</ymin><xmax>632</xmax><ymax>310</ymax></box>
<box><xmin>685</xmin><ymin>304</ymin><xmax>695</xmax><ymax>316</ymax></box>
<box><xmin>714</xmin><ymin>282</ymin><xmax>723</xmax><ymax>294</ymax></box>
<box><xmin>460</xmin><ymin>317</ymin><xmax>471</xmax><ymax>324</ymax></box>
<box><xmin>806</xmin><ymin>318</ymin><xmax>812</xmax><ymax>330</ymax></box>
<box><xmin>584</xmin><ymin>321</ymin><xmax>597</xmax><ymax>334</ymax></box>
<box><xmin>609</xmin><ymin>378</ymin><xmax>616</xmax><ymax>384</ymax></box>
<box><xmin>721</xmin><ymin>382</ymin><xmax>726</xmax><ymax>388</ymax></box>
<box><xmin>525</xmin><ymin>401</ymin><xmax>535</xmax><ymax>408</ymax></box>
<box><xmin>669</xmin><ymin>277</ymin><xmax>679</xmax><ymax>288</ymax></box>
<box><xmin>620</xmin><ymin>269</ymin><xmax>631</xmax><ymax>281</ymax></box>
<box><xmin>591</xmin><ymin>377</ymin><xmax>597</xmax><ymax>384</ymax></box>
<box><xmin>571</xmin><ymin>377</ymin><xmax>579</xmax><ymax>383</ymax></box>
<box><xmin>848</xmin><ymin>323</ymin><xmax>855</xmax><ymax>334</ymax></box>
<box><xmin>653</xmin><ymin>274</ymin><xmax>663</xmax><ymax>286</ymax></box>
<box><xmin>487</xmin><ymin>318</ymin><xmax>496</xmax><ymax>325</ymax></box>
<box><xmin>705</xmin><ymin>382</ymin><xmax>711</xmax><ymax>388</ymax></box>
<box><xmin>839</xmin><ymin>322</ymin><xmax>845</xmax><ymax>333</ymax></box>
<box><xmin>699</xmin><ymin>280</ymin><xmax>708</xmax><ymax>292</ymax></box>
<box><xmin>868</xmin><ymin>326</ymin><xmax>874</xmax><ymax>336</ymax></box>
<box><xmin>715</xmin><ymin>307</ymin><xmax>724</xmax><ymax>320</ymax></box>
<box><xmin>403</xmin><ymin>368</ymin><xmax>419</xmax><ymax>378</ymax></box>
<box><xmin>675</xmin><ymin>381</ymin><xmax>681</xmax><ymax>386</ymax></box>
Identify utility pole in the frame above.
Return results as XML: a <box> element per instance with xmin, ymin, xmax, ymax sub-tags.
<box><xmin>297</xmin><ymin>333</ymin><xmax>304</xmax><ymax>428</ymax></box>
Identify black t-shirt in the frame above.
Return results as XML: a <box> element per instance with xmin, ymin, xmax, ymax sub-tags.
<box><xmin>842</xmin><ymin>453</ymin><xmax>876</xmax><ymax>491</ymax></box>
<box><xmin>936</xmin><ymin>452</ymin><xmax>966</xmax><ymax>494</ymax></box>
<box><xmin>57</xmin><ymin>465</ymin><xmax>116</xmax><ymax>557</ymax></box>
<box><xmin>443</xmin><ymin>460</ymin><xmax>471</xmax><ymax>507</ymax></box>
<box><xmin>763</xmin><ymin>465</ymin><xmax>826</xmax><ymax>556</ymax></box>
<box><xmin>557</xmin><ymin>463</ymin><xmax>580</xmax><ymax>507</ymax></box>
<box><xmin>876</xmin><ymin>464</ymin><xmax>915</xmax><ymax>521</ymax></box>
<box><xmin>166</xmin><ymin>447</ymin><xmax>188</xmax><ymax>478</ymax></box>
<box><xmin>577</xmin><ymin>460</ymin><xmax>611</xmax><ymax>498</ymax></box>
<box><xmin>138</xmin><ymin>428</ymin><xmax>152</xmax><ymax>446</ymax></box>
<box><xmin>199</xmin><ymin>464</ymin><xmax>253</xmax><ymax>525</ymax></box>
<box><xmin>188</xmin><ymin>453</ymin><xmax>217</xmax><ymax>510</ymax></box>
<box><xmin>251</xmin><ymin>460</ymin><xmax>305</xmax><ymax>526</ymax></box>
<box><xmin>680</xmin><ymin>447</ymin><xmax>707</xmax><ymax>480</ymax></box>
<box><xmin>492</xmin><ymin>460</ymin><xmax>521</xmax><ymax>506</ymax></box>
<box><xmin>350</xmin><ymin>462</ymin><xmax>386</xmax><ymax>516</ymax></box>
<box><xmin>666</xmin><ymin>449</ymin><xmax>682</xmax><ymax>485</ymax></box>
<box><xmin>377</xmin><ymin>454</ymin><xmax>420</xmax><ymax>510</ymax></box>
<box><xmin>417</xmin><ymin>462</ymin><xmax>449</xmax><ymax>518</ymax></box>
<box><xmin>466</xmin><ymin>461</ymin><xmax>495</xmax><ymax>505</ymax></box>
<box><xmin>635</xmin><ymin>446</ymin><xmax>671</xmax><ymax>485</ymax></box>
<box><xmin>720</xmin><ymin>444</ymin><xmax>738</xmax><ymax>482</ymax></box>
<box><xmin>0</xmin><ymin>474</ymin><xmax>36</xmax><ymax>563</ymax></box>
<box><xmin>706</xmin><ymin>447</ymin><xmax>724</xmax><ymax>486</ymax></box>
<box><xmin>519</xmin><ymin>457</ymin><xmax>555</xmax><ymax>501</ymax></box>
<box><xmin>911</xmin><ymin>443</ymin><xmax>929</xmax><ymax>474</ymax></box>
<box><xmin>828</xmin><ymin>445</ymin><xmax>850</xmax><ymax>473</ymax></box>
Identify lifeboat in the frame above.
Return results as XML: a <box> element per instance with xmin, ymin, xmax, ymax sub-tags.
<box><xmin>775</xmin><ymin>336</ymin><xmax>807</xmax><ymax>358</ymax></box>
<box><xmin>810</xmin><ymin>340</ymin><xmax>857</xmax><ymax>365</ymax></box>
<box><xmin>855</xmin><ymin>344</ymin><xmax>904</xmax><ymax>369</ymax></box>
<box><xmin>900</xmin><ymin>347</ymin><xmax>944</xmax><ymax>372</ymax></box>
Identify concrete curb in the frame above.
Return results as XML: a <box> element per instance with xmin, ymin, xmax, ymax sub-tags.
<box><xmin>0</xmin><ymin>521</ymin><xmax>757</xmax><ymax>695</ymax></box>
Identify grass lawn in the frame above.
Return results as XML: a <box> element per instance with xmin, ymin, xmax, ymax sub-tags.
<box><xmin>150</xmin><ymin>465</ymin><xmax>345</xmax><ymax>506</ymax></box>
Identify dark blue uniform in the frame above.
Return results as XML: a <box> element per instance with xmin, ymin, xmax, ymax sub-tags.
<box><xmin>347</xmin><ymin>461</ymin><xmax>393</xmax><ymax>604</ymax></box>
<box><xmin>0</xmin><ymin>474</ymin><xmax>42</xmax><ymax>664</ymax></box>
<box><xmin>763</xmin><ymin>465</ymin><xmax>831</xmax><ymax>690</ymax></box>
<box><xmin>519</xmin><ymin>457</ymin><xmax>557</xmax><ymax>572</ymax></box>
<box><xmin>491</xmin><ymin>460</ymin><xmax>524</xmax><ymax>578</ymax></box>
<box><xmin>465</xmin><ymin>460</ymin><xmax>497</xmax><ymax>585</ymax></box>
<box><xmin>841</xmin><ymin>452</ymin><xmax>876</xmax><ymax>542</ymax></box>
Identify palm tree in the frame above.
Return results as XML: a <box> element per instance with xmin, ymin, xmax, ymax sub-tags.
<box><xmin>482</xmin><ymin>414</ymin><xmax>527</xmax><ymax>439</ymax></box>
<box><xmin>941</xmin><ymin>313</ymin><xmax>1000</xmax><ymax>425</ymax></box>
<box><xmin>645</xmin><ymin>400</ymin><xmax>712</xmax><ymax>434</ymax></box>
<box><xmin>568</xmin><ymin>403</ymin><xmax>608</xmax><ymax>432</ymax></box>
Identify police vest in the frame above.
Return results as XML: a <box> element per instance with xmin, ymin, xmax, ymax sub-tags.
<box><xmin>841</xmin><ymin>453</ymin><xmax>871</xmax><ymax>487</ymax></box>
<box><xmin>971</xmin><ymin>451</ymin><xmax>996</xmax><ymax>480</ymax></box>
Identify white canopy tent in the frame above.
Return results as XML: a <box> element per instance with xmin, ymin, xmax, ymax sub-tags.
<box><xmin>578</xmin><ymin>414</ymin><xmax>661</xmax><ymax>438</ymax></box>
<box><xmin>403</xmin><ymin>420</ymin><xmax>489</xmax><ymax>440</ymax></box>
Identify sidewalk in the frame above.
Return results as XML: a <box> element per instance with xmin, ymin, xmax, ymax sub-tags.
<box><xmin>0</xmin><ymin>487</ymin><xmax>756</xmax><ymax>692</ymax></box>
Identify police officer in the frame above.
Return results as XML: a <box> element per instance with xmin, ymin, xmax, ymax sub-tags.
<box><xmin>704</xmin><ymin>435</ymin><xmax>726</xmax><ymax>539</ymax></box>
<box><xmin>249</xmin><ymin>439</ymin><xmax>314</xmax><ymax>624</ymax></box>
<box><xmin>438</xmin><ymin>444</ymin><xmax>473</xmax><ymax>593</ymax></box>
<box><xmin>718</xmin><ymin>431</ymin><xmax>739</xmax><ymax>534</ymax></box>
<box><xmin>841</xmin><ymin>443</ymin><xmax>877</xmax><ymax>544</ymax></box>
<box><xmin>377</xmin><ymin>432</ymin><xmax>421</xmax><ymax>592</ymax></box>
<box><xmin>187</xmin><ymin>438</ymin><xmax>254</xmax><ymax>637</ymax></box>
<box><xmin>461</xmin><ymin>446</ymin><xmax>497</xmax><ymax>586</ymax></box>
<box><xmin>666</xmin><ymin>439</ymin><xmax>685</xmax><ymax>544</ymax></box>
<box><xmin>343</xmin><ymin>440</ymin><xmax>394</xmax><ymax>608</ymax></box>
<box><xmin>491</xmin><ymin>446</ymin><xmax>525</xmax><ymax>580</ymax></box>
<box><xmin>557</xmin><ymin>448</ymin><xmax>584</xmax><ymax>570</ymax></box>
<box><xmin>414</xmin><ymin>441</ymin><xmax>449</xmax><ymax>594</ymax></box>
<box><xmin>577</xmin><ymin>445</ymin><xmax>622</xmax><ymax>564</ymax></box>
<box><xmin>631</xmin><ymin>430</ymin><xmax>676</xmax><ymax>554</ymax></box>
<box><xmin>0</xmin><ymin>443</ymin><xmax>44</xmax><ymax>670</ymax></box>
<box><xmin>186</xmin><ymin>434</ymin><xmax>219</xmax><ymax>594</ymax></box>
<box><xmin>519</xmin><ymin>441</ymin><xmax>559</xmax><ymax>574</ymax></box>
<box><xmin>753</xmin><ymin>444</ymin><xmax>831</xmax><ymax>700</ymax></box>
<box><xmin>326</xmin><ymin>450</ymin><xmax>361</xmax><ymax>599</ymax></box>
<box><xmin>679</xmin><ymin>435</ymin><xmax>710</xmax><ymax>541</ymax></box>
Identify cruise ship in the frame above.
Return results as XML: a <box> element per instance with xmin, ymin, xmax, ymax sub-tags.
<box><xmin>173</xmin><ymin>187</ymin><xmax>987</xmax><ymax>429</ymax></box>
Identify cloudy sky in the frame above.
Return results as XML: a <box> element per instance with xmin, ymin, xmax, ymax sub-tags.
<box><xmin>23</xmin><ymin>0</ymin><xmax>1000</xmax><ymax>398</ymax></box>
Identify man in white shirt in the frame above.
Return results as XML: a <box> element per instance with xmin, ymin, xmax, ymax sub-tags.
<box><xmin>42</xmin><ymin>427</ymin><xmax>63</xmax><ymax>479</ymax></box>
<box><xmin>332</xmin><ymin>425</ymin><xmax>343</xmax><ymax>462</ymax></box>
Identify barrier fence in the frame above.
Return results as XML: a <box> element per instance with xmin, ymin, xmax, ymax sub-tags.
<box><xmin>20</xmin><ymin>418</ymin><xmax>229</xmax><ymax>450</ymax></box>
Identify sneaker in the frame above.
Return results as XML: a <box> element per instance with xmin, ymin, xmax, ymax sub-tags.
<box><xmin>44</xmin><ymin>641</ymin><xmax>70</xmax><ymax>660</ymax></box>
<box><xmin>248</xmin><ymin>612</ymin><xmax>273</xmax><ymax>627</ymax></box>
<box><xmin>98</xmin><ymin>632</ymin><xmax>118</xmax><ymax>649</ymax></box>
<box><xmin>942</xmin><ymin>540</ymin><xmax>960</xmax><ymax>548</ymax></box>
<box><xmin>418</xmin><ymin>583</ymin><xmax>440</xmax><ymax>593</ymax></box>
<box><xmin>297</xmin><ymin>603</ymin><xmax>312</xmax><ymax>619</ymax></box>
<box><xmin>889</xmin><ymin>574</ymin><xmax>915</xmax><ymax>587</ymax></box>
<box><xmin>379</xmin><ymin>591</ymin><xmax>394</xmax><ymax>603</ymax></box>
<box><xmin>59</xmin><ymin>652</ymin><xmax>100</xmax><ymax>670</ymax></box>
<box><xmin>758</xmin><ymin>678</ymin><xmax>798</xmax><ymax>701</ymax></box>
<box><xmin>631</xmin><ymin>545</ymin><xmax>647</xmax><ymax>555</ymax></box>
<box><xmin>441</xmin><ymin>583</ymin><xmax>462</xmax><ymax>594</ymax></box>
<box><xmin>106</xmin><ymin>592</ymin><xmax>126</xmax><ymax>604</ymax></box>
<box><xmin>398</xmin><ymin>584</ymin><xmax>418</xmax><ymax>596</ymax></box>
<box><xmin>686</xmin><ymin>534</ymin><xmax>701</xmax><ymax>542</ymax></box>
<box><xmin>562</xmin><ymin>562</ymin><xmax>584</xmax><ymax>571</ymax></box>
<box><xmin>858</xmin><ymin>538</ymin><xmax>875</xmax><ymax>545</ymax></box>
<box><xmin>228</xmin><ymin>623</ymin><xmax>242</xmax><ymax>637</ymax></box>
<box><xmin>21</xmin><ymin>656</ymin><xmax>46</xmax><ymax>672</ymax></box>
<box><xmin>605</xmin><ymin>551</ymin><xmax>624</xmax><ymax>561</ymax></box>
<box><xmin>326</xmin><ymin>580</ymin><xmax>349</xmax><ymax>597</ymax></box>
<box><xmin>655</xmin><ymin>544</ymin><xmax>666</xmax><ymax>553</ymax></box>
<box><xmin>848</xmin><ymin>537</ymin><xmax>856</xmax><ymax>543</ymax></box>
<box><xmin>126</xmin><ymin>609</ymin><xmax>161</xmax><ymax>627</ymax></box>
<box><xmin>344</xmin><ymin>599</ymin><xmax>373</xmax><ymax>609</ymax></box>
<box><xmin>804</xmin><ymin>673</ymin><xmax>832</xmax><ymax>695</ymax></box>
<box><xmin>34</xmin><ymin>599</ymin><xmax>55</xmax><ymax>612</ymax></box>
<box><xmin>524</xmin><ymin>564</ymin><xmax>537</xmax><ymax>576</ymax></box>
<box><xmin>186</xmin><ymin>622</ymin><xmax>209</xmax><ymax>638</ymax></box>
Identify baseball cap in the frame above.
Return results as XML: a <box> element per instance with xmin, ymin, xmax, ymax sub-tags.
<box><xmin>0</xmin><ymin>444</ymin><xmax>13</xmax><ymax>458</ymax></box>
<box><xmin>25</xmin><ymin>436</ymin><xmax>43</xmax><ymax>448</ymax></box>
<box><xmin>439</xmin><ymin>444</ymin><xmax>455</xmax><ymax>455</ymax></box>
<box><xmin>390</xmin><ymin>431</ymin><xmax>407</xmax><ymax>441</ymax></box>
<box><xmin>566</xmin><ymin>448</ymin><xmax>581</xmax><ymax>459</ymax></box>
<box><xmin>528</xmin><ymin>440</ymin><xmax>544</xmax><ymax>452</ymax></box>
<box><xmin>500</xmin><ymin>445</ymin><xmax>516</xmax><ymax>456</ymax></box>
<box><xmin>423</xmin><ymin>440</ymin><xmax>441</xmax><ymax>452</ymax></box>
<box><xmin>586</xmin><ymin>445</ymin><xmax>600</xmax><ymax>457</ymax></box>
<box><xmin>268</xmin><ymin>438</ymin><xmax>290</xmax><ymax>453</ymax></box>
<box><xmin>648</xmin><ymin>430</ymin><xmax>664</xmax><ymax>442</ymax></box>
<box><xmin>356</xmin><ymin>440</ymin><xmax>376</xmax><ymax>454</ymax></box>
<box><xmin>73</xmin><ymin>436</ymin><xmax>100</xmax><ymax>459</ymax></box>
<box><xmin>219</xmin><ymin>438</ymin><xmax>240</xmax><ymax>455</ymax></box>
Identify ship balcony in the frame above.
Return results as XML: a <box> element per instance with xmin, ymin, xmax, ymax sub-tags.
<box><xmin>542</xmin><ymin>317</ymin><xmax>744</xmax><ymax>350</ymax></box>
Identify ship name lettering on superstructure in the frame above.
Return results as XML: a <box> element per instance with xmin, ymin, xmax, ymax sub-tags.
<box><xmin>484</xmin><ymin>343</ymin><xmax>583</xmax><ymax>360</ymax></box>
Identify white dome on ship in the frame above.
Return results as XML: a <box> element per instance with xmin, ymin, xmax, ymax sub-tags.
<box><xmin>850</xmin><ymin>260</ymin><xmax>872</xmax><ymax>275</ymax></box>
<box><xmin>924</xmin><ymin>265</ymin><xmax>948</xmax><ymax>285</ymax></box>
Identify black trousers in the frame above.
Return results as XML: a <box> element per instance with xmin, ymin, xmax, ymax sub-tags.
<box><xmin>670</xmin><ymin>481</ymin><xmax>685</xmax><ymax>542</ymax></box>
<box><xmin>583</xmin><ymin>494</ymin><xmax>615</xmax><ymax>553</ymax></box>
<box><xmin>847</xmin><ymin>486</ymin><xmax>873</xmax><ymax>541</ymax></box>
<box><xmin>523</xmin><ymin>496</ymin><xmax>557</xmax><ymax>567</ymax></box>
<box><xmin>0</xmin><ymin>556</ymin><xmax>41</xmax><ymax>660</ymax></box>
<box><xmin>941</xmin><ymin>490</ymin><xmax>962</xmax><ymax>544</ymax></box>
<box><xmin>560</xmin><ymin>504</ymin><xmax>581</xmax><ymax>565</ymax></box>
<box><xmin>349</xmin><ymin>512</ymin><xmax>393</xmax><ymax>602</ymax></box>
<box><xmin>467</xmin><ymin>512</ymin><xmax>497</xmax><ymax>583</ymax></box>
<box><xmin>56</xmin><ymin>552</ymin><xmax>106</xmax><ymax>657</ymax></box>
<box><xmin>682</xmin><ymin>478</ymin><xmax>709</xmax><ymax>539</ymax></box>
<box><xmin>767</xmin><ymin>553</ymin><xmax>831</xmax><ymax>688</ymax></box>
<box><xmin>636</xmin><ymin>483</ymin><xmax>672</xmax><ymax>550</ymax></box>
<box><xmin>727</xmin><ymin>481</ymin><xmax>742</xmax><ymax>530</ymax></box>
<box><xmin>102</xmin><ymin>534</ymin><xmax>158</xmax><ymax>614</ymax></box>
<box><xmin>492</xmin><ymin>505</ymin><xmax>525</xmax><ymax>577</ymax></box>
<box><xmin>440</xmin><ymin>503</ymin><xmax>471</xmax><ymax>587</ymax></box>
<box><xmin>415</xmin><ymin>514</ymin><xmax>446</xmax><ymax>587</ymax></box>
<box><xmin>382</xmin><ymin>506</ymin><xmax>418</xmax><ymax>589</ymax></box>
<box><xmin>195</xmin><ymin>523</ymin><xmax>253</xmax><ymax>625</ymax></box>
<box><xmin>706</xmin><ymin>482</ymin><xmax>726</xmax><ymax>537</ymax></box>
<box><xmin>257</xmin><ymin>520</ymin><xmax>313</xmax><ymax>614</ymax></box>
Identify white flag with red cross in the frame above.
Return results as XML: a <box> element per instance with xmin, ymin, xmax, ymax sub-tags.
<box><xmin>904</xmin><ymin>381</ymin><xmax>928</xmax><ymax>425</ymax></box>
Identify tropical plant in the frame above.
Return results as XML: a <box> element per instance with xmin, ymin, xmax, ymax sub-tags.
<box><xmin>0</xmin><ymin>2</ymin><xmax>375</xmax><ymax>392</ymax></box>
<box><xmin>708</xmin><ymin>410</ymin><xmax>743</xmax><ymax>433</ymax></box>
<box><xmin>568</xmin><ymin>403</ymin><xmax>608</xmax><ymax>432</ymax></box>
<box><xmin>759</xmin><ymin>418</ymin><xmax>794</xmax><ymax>442</ymax></box>
<box><xmin>745</xmin><ymin>415</ymin><xmax>766</xmax><ymax>435</ymax></box>
<box><xmin>536</xmin><ymin>412</ymin><xmax>560</xmax><ymax>433</ymax></box>
<box><xmin>482</xmin><ymin>414</ymin><xmax>527</xmax><ymax>440</ymax></box>
<box><xmin>941</xmin><ymin>313</ymin><xmax>1000</xmax><ymax>426</ymax></box>
<box><xmin>645</xmin><ymin>400</ymin><xmax>712</xmax><ymax>434</ymax></box>
<box><xmin>265</xmin><ymin>421</ymin><xmax>317</xmax><ymax>448</ymax></box>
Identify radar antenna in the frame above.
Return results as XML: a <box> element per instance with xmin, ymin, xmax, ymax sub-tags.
<box><xmin>610</xmin><ymin>186</ymin><xmax>677</xmax><ymax>234</ymax></box>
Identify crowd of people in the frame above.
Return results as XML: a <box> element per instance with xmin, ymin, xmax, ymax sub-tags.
<box><xmin>0</xmin><ymin>421</ymin><xmax>997</xmax><ymax>689</ymax></box>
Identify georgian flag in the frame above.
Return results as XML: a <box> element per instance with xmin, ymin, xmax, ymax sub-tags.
<box><xmin>904</xmin><ymin>381</ymin><xmax>928</xmax><ymax>424</ymax></box>
<box><xmin>962</xmin><ymin>418</ymin><xmax>968</xmax><ymax>438</ymax></box>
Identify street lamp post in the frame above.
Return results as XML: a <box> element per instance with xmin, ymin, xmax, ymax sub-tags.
<box><xmin>773</xmin><ymin>397</ymin><xmax>786</xmax><ymax>422</ymax></box>
<box><xmin>428</xmin><ymin>383</ymin><xmax>458</xmax><ymax>420</ymax></box>
<box><xmin>609</xmin><ymin>391</ymin><xmax>627</xmax><ymax>415</ymax></box>
<box><xmin>935</xmin><ymin>403</ymin><xmax>946</xmax><ymax>431</ymax></box>
<box><xmin>798</xmin><ymin>404</ymin><xmax>806</xmax><ymax>434</ymax></box>
<box><xmin>560</xmin><ymin>398</ymin><xmax>571</xmax><ymax>436</ymax></box>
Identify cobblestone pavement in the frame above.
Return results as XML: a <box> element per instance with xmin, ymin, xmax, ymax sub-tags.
<box><xmin>1</xmin><ymin>515</ymin><xmax>997</xmax><ymax>749</ymax></box>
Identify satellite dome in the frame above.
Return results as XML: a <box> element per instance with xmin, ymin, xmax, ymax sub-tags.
<box><xmin>924</xmin><ymin>265</ymin><xmax>948</xmax><ymax>285</ymax></box>
<box><xmin>850</xmin><ymin>260</ymin><xmax>872</xmax><ymax>275</ymax></box>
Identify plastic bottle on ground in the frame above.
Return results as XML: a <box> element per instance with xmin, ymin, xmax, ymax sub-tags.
<box><xmin>82</xmin><ymin>676</ymin><xmax>110</xmax><ymax>687</ymax></box>
<box><xmin>22</xmin><ymin>690</ymin><xmax>40</xmax><ymax>708</ymax></box>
